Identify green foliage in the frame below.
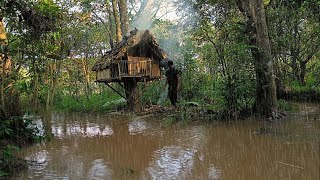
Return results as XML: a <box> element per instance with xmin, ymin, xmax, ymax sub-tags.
<box><xmin>36</xmin><ymin>0</ymin><xmax>61</xmax><ymax>15</ymax></box>
<box><xmin>54</xmin><ymin>89</ymin><xmax>125</xmax><ymax>112</ymax></box>
<box><xmin>263</xmin><ymin>0</ymin><xmax>271</xmax><ymax>5</ymax></box>
<box><xmin>0</xmin><ymin>117</ymin><xmax>42</xmax><ymax>176</ymax></box>
<box><xmin>170</xmin><ymin>14</ymin><xmax>256</xmax><ymax>117</ymax></box>
<box><xmin>163</xmin><ymin>108</ymin><xmax>197</xmax><ymax>126</ymax></box>
<box><xmin>306</xmin><ymin>58</ymin><xmax>320</xmax><ymax>91</ymax></box>
<box><xmin>140</xmin><ymin>80</ymin><xmax>165</xmax><ymax>106</ymax></box>
<box><xmin>216</xmin><ymin>76</ymin><xmax>255</xmax><ymax>114</ymax></box>
<box><xmin>0</xmin><ymin>119</ymin><xmax>14</xmax><ymax>139</ymax></box>
<box><xmin>284</xmin><ymin>56</ymin><xmax>320</xmax><ymax>98</ymax></box>
<box><xmin>0</xmin><ymin>170</ymin><xmax>9</xmax><ymax>177</ymax></box>
<box><xmin>0</xmin><ymin>121</ymin><xmax>14</xmax><ymax>138</ymax></box>
<box><xmin>277</xmin><ymin>100</ymin><xmax>292</xmax><ymax>111</ymax></box>
<box><xmin>2</xmin><ymin>145</ymin><xmax>20</xmax><ymax>161</ymax></box>
<box><xmin>268</xmin><ymin>0</ymin><xmax>320</xmax><ymax>86</ymax></box>
<box><xmin>163</xmin><ymin>115</ymin><xmax>180</xmax><ymax>126</ymax></box>
<box><xmin>0</xmin><ymin>117</ymin><xmax>41</xmax><ymax>144</ymax></box>
<box><xmin>1</xmin><ymin>0</ymin><xmax>62</xmax><ymax>37</ymax></box>
<box><xmin>181</xmin><ymin>73</ymin><xmax>212</xmax><ymax>102</ymax></box>
<box><xmin>0</xmin><ymin>143</ymin><xmax>26</xmax><ymax>177</ymax></box>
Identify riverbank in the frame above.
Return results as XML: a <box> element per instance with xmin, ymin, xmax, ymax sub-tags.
<box><xmin>0</xmin><ymin>117</ymin><xmax>40</xmax><ymax>177</ymax></box>
<box><xmin>277</xmin><ymin>84</ymin><xmax>320</xmax><ymax>102</ymax></box>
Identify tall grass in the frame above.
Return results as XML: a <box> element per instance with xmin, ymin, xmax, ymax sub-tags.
<box><xmin>54</xmin><ymin>90</ymin><xmax>126</xmax><ymax>112</ymax></box>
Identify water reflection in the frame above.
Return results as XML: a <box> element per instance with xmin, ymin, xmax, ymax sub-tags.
<box><xmin>52</xmin><ymin>121</ymin><xmax>114</xmax><ymax>138</ymax></box>
<box><xmin>25</xmin><ymin>150</ymin><xmax>49</xmax><ymax>171</ymax></box>
<box><xmin>146</xmin><ymin>126</ymin><xmax>211</xmax><ymax>179</ymax></box>
<box><xmin>148</xmin><ymin>146</ymin><xmax>197</xmax><ymax>179</ymax></box>
<box><xmin>24</xmin><ymin>115</ymin><xmax>45</xmax><ymax>137</ymax></box>
<box><xmin>13</xmin><ymin>103</ymin><xmax>320</xmax><ymax>180</ymax></box>
<box><xmin>128</xmin><ymin>118</ymin><xmax>149</xmax><ymax>135</ymax></box>
<box><xmin>208</xmin><ymin>165</ymin><xmax>222</xmax><ymax>179</ymax></box>
<box><xmin>128</xmin><ymin>118</ymin><xmax>162</xmax><ymax>136</ymax></box>
<box><xmin>88</xmin><ymin>159</ymin><xmax>112</xmax><ymax>179</ymax></box>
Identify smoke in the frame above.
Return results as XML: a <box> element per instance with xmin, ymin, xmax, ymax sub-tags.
<box><xmin>130</xmin><ymin>0</ymin><xmax>159</xmax><ymax>30</ymax></box>
<box><xmin>130</xmin><ymin>0</ymin><xmax>199</xmax><ymax>66</ymax></box>
<box><xmin>130</xmin><ymin>0</ymin><xmax>190</xmax><ymax>30</ymax></box>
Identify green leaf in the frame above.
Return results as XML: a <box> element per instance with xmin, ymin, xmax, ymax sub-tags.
<box><xmin>0</xmin><ymin>170</ymin><xmax>9</xmax><ymax>177</ymax></box>
<box><xmin>4</xmin><ymin>128</ymin><xmax>13</xmax><ymax>136</ymax></box>
<box><xmin>263</xmin><ymin>0</ymin><xmax>271</xmax><ymax>5</ymax></box>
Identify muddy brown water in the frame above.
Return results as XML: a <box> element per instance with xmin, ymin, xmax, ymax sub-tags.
<box><xmin>12</xmin><ymin>103</ymin><xmax>320</xmax><ymax>180</ymax></box>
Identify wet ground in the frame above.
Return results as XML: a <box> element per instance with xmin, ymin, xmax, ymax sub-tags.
<box><xmin>13</xmin><ymin>102</ymin><xmax>320</xmax><ymax>179</ymax></box>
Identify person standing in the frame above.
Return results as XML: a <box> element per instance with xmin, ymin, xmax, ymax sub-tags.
<box><xmin>165</xmin><ymin>60</ymin><xmax>180</xmax><ymax>107</ymax></box>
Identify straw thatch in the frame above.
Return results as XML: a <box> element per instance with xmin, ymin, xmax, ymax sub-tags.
<box><xmin>92</xmin><ymin>29</ymin><xmax>167</xmax><ymax>71</ymax></box>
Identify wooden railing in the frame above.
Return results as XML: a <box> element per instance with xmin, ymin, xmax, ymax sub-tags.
<box><xmin>118</xmin><ymin>60</ymin><xmax>152</xmax><ymax>77</ymax></box>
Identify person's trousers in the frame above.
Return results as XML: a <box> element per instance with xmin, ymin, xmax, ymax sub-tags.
<box><xmin>168</xmin><ymin>85</ymin><xmax>177</xmax><ymax>106</ymax></box>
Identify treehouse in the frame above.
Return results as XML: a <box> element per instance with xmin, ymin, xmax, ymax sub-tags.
<box><xmin>92</xmin><ymin>29</ymin><xmax>167</xmax><ymax>83</ymax></box>
<box><xmin>92</xmin><ymin>29</ymin><xmax>168</xmax><ymax>112</ymax></box>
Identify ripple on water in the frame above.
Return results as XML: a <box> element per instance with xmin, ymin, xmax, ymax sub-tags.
<box><xmin>25</xmin><ymin>150</ymin><xmax>49</xmax><ymax>174</ymax></box>
<box><xmin>148</xmin><ymin>146</ymin><xmax>196</xmax><ymax>179</ymax></box>
<box><xmin>208</xmin><ymin>165</ymin><xmax>222</xmax><ymax>179</ymax></box>
<box><xmin>128</xmin><ymin>119</ymin><xmax>149</xmax><ymax>135</ymax></box>
<box><xmin>88</xmin><ymin>159</ymin><xmax>113</xmax><ymax>179</ymax></box>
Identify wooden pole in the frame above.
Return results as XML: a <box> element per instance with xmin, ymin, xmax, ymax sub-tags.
<box><xmin>104</xmin><ymin>82</ymin><xmax>127</xmax><ymax>101</ymax></box>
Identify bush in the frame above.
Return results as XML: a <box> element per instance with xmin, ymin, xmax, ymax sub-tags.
<box><xmin>277</xmin><ymin>99</ymin><xmax>292</xmax><ymax>111</ymax></box>
<box><xmin>140</xmin><ymin>80</ymin><xmax>165</xmax><ymax>106</ymax></box>
<box><xmin>54</xmin><ymin>89</ymin><xmax>125</xmax><ymax>112</ymax></box>
<box><xmin>0</xmin><ymin>117</ymin><xmax>41</xmax><ymax>176</ymax></box>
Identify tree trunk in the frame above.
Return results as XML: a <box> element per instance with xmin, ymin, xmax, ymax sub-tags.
<box><xmin>43</xmin><ymin>110</ymin><xmax>53</xmax><ymax>140</ymax></box>
<box><xmin>0</xmin><ymin>55</ymin><xmax>21</xmax><ymax>118</ymax></box>
<box><xmin>46</xmin><ymin>60</ymin><xmax>61</xmax><ymax>110</ymax></box>
<box><xmin>0</xmin><ymin>18</ymin><xmax>6</xmax><ymax>118</ymax></box>
<box><xmin>46</xmin><ymin>62</ymin><xmax>52</xmax><ymax>111</ymax></box>
<box><xmin>51</xmin><ymin>61</ymin><xmax>61</xmax><ymax>105</ymax></box>
<box><xmin>112</xmin><ymin>0</ymin><xmax>122</xmax><ymax>42</ymax></box>
<box><xmin>118</xmin><ymin>0</ymin><xmax>129</xmax><ymax>36</ymax></box>
<box><xmin>124</xmin><ymin>78</ymin><xmax>141</xmax><ymax>112</ymax></box>
<box><xmin>291</xmin><ymin>21</ymin><xmax>301</xmax><ymax>82</ymax></box>
<box><xmin>290</xmin><ymin>57</ymin><xmax>300</xmax><ymax>81</ymax></box>
<box><xmin>237</xmin><ymin>0</ymin><xmax>277</xmax><ymax>117</ymax></box>
<box><xmin>299</xmin><ymin>60</ymin><xmax>307</xmax><ymax>86</ymax></box>
<box><xmin>81</xmin><ymin>56</ymin><xmax>91</xmax><ymax>98</ymax></box>
<box><xmin>0</xmin><ymin>35</ymin><xmax>21</xmax><ymax>118</ymax></box>
<box><xmin>0</xmin><ymin>54</ymin><xmax>5</xmax><ymax>117</ymax></box>
<box><xmin>31</xmin><ymin>56</ymin><xmax>39</xmax><ymax>109</ymax></box>
<box><xmin>106</xmin><ymin>1</ymin><xmax>114</xmax><ymax>48</ymax></box>
<box><xmin>117</xmin><ymin>0</ymin><xmax>140</xmax><ymax>112</ymax></box>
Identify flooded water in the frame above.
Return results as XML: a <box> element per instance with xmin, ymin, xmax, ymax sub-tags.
<box><xmin>13</xmin><ymin>103</ymin><xmax>320</xmax><ymax>180</ymax></box>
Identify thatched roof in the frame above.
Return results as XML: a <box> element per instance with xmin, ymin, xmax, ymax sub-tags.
<box><xmin>92</xmin><ymin>29</ymin><xmax>167</xmax><ymax>71</ymax></box>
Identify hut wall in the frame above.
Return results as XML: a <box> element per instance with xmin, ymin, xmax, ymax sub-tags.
<box><xmin>126</xmin><ymin>56</ymin><xmax>152</xmax><ymax>76</ymax></box>
<box><xmin>127</xmin><ymin>56</ymin><xmax>138</xmax><ymax>76</ymax></box>
<box><xmin>151</xmin><ymin>62</ymin><xmax>160</xmax><ymax>77</ymax></box>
